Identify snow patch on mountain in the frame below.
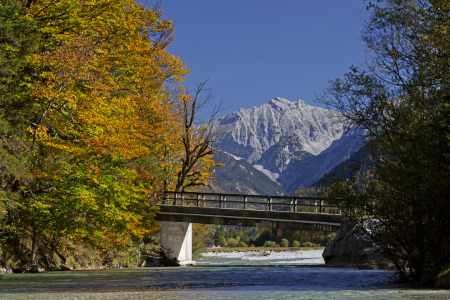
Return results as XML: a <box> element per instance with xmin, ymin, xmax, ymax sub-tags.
<box><xmin>218</xmin><ymin>150</ymin><xmax>243</xmax><ymax>161</ymax></box>
<box><xmin>253</xmin><ymin>165</ymin><xmax>279</xmax><ymax>182</ymax></box>
<box><xmin>214</xmin><ymin>97</ymin><xmax>365</xmax><ymax>193</ymax></box>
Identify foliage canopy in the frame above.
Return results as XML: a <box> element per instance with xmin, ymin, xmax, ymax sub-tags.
<box><xmin>0</xmin><ymin>0</ymin><xmax>217</xmax><ymax>269</ymax></box>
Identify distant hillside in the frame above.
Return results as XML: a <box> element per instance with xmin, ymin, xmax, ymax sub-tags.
<box><xmin>207</xmin><ymin>152</ymin><xmax>286</xmax><ymax>196</ymax></box>
<box><xmin>309</xmin><ymin>147</ymin><xmax>369</xmax><ymax>188</ymax></box>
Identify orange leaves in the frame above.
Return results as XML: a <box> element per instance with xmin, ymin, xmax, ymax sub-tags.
<box><xmin>10</xmin><ymin>0</ymin><xmax>194</xmax><ymax>252</ymax></box>
<box><xmin>29</xmin><ymin>1</ymin><xmax>190</xmax><ymax>163</ymax></box>
<box><xmin>0</xmin><ymin>1</ymin><xmax>209</xmax><ymax>266</ymax></box>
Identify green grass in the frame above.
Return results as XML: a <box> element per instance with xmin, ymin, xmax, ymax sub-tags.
<box><xmin>204</xmin><ymin>246</ymin><xmax>325</xmax><ymax>253</ymax></box>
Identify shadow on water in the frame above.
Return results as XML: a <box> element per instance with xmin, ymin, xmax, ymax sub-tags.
<box><xmin>0</xmin><ymin>265</ymin><xmax>421</xmax><ymax>294</ymax></box>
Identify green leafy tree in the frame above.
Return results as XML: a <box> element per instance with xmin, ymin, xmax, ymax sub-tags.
<box><xmin>318</xmin><ymin>0</ymin><xmax>450</xmax><ymax>285</ymax></box>
<box><xmin>217</xmin><ymin>237</ymin><xmax>227</xmax><ymax>247</ymax></box>
<box><xmin>226</xmin><ymin>238</ymin><xmax>239</xmax><ymax>247</ymax></box>
<box><xmin>263</xmin><ymin>241</ymin><xmax>277</xmax><ymax>247</ymax></box>
<box><xmin>0</xmin><ymin>0</ymin><xmax>39</xmax><ymax>266</ymax></box>
<box><xmin>256</xmin><ymin>228</ymin><xmax>273</xmax><ymax>246</ymax></box>
<box><xmin>239</xmin><ymin>241</ymin><xmax>247</xmax><ymax>247</ymax></box>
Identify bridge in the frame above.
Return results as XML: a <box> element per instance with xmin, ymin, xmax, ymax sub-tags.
<box><xmin>155</xmin><ymin>191</ymin><xmax>343</xmax><ymax>264</ymax></box>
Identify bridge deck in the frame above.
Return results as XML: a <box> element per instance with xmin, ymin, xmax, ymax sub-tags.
<box><xmin>156</xmin><ymin>192</ymin><xmax>342</xmax><ymax>231</ymax></box>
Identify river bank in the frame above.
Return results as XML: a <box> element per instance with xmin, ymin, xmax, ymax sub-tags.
<box><xmin>0</xmin><ymin>262</ymin><xmax>145</xmax><ymax>274</ymax></box>
<box><xmin>198</xmin><ymin>249</ymin><xmax>325</xmax><ymax>266</ymax></box>
<box><xmin>0</xmin><ymin>247</ymin><xmax>325</xmax><ymax>273</ymax></box>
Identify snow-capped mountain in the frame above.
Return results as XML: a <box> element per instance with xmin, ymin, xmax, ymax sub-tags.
<box><xmin>214</xmin><ymin>97</ymin><xmax>365</xmax><ymax>193</ymax></box>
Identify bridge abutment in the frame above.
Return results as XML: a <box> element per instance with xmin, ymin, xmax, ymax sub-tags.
<box><xmin>157</xmin><ymin>221</ymin><xmax>194</xmax><ymax>265</ymax></box>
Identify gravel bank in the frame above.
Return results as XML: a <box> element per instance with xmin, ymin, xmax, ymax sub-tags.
<box><xmin>199</xmin><ymin>249</ymin><xmax>325</xmax><ymax>265</ymax></box>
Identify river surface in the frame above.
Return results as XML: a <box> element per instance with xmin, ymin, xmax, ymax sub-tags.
<box><xmin>1</xmin><ymin>250</ymin><xmax>449</xmax><ymax>299</ymax></box>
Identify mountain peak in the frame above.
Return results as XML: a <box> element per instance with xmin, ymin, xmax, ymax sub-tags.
<box><xmin>272</xmin><ymin>97</ymin><xmax>289</xmax><ymax>102</ymax></box>
<box><xmin>268</xmin><ymin>97</ymin><xmax>291</xmax><ymax>105</ymax></box>
<box><xmin>295</xmin><ymin>99</ymin><xmax>306</xmax><ymax>106</ymax></box>
<box><xmin>214</xmin><ymin>97</ymin><xmax>364</xmax><ymax>193</ymax></box>
<box><xmin>266</xmin><ymin>97</ymin><xmax>310</xmax><ymax>110</ymax></box>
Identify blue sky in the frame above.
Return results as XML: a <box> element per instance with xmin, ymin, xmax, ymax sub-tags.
<box><xmin>140</xmin><ymin>1</ymin><xmax>370</xmax><ymax>114</ymax></box>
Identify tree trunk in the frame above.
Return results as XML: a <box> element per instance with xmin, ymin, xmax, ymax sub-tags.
<box><xmin>31</xmin><ymin>229</ymin><xmax>37</xmax><ymax>265</ymax></box>
<box><xmin>54</xmin><ymin>246</ymin><xmax>67</xmax><ymax>264</ymax></box>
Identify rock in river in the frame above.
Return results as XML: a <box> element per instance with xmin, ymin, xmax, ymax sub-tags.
<box><xmin>322</xmin><ymin>223</ymin><xmax>390</xmax><ymax>269</ymax></box>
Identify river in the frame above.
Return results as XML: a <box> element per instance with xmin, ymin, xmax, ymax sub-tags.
<box><xmin>1</xmin><ymin>250</ymin><xmax>449</xmax><ymax>299</ymax></box>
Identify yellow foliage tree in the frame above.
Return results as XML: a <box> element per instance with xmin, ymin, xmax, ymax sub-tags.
<box><xmin>1</xmin><ymin>0</ymin><xmax>193</xmax><ymax>267</ymax></box>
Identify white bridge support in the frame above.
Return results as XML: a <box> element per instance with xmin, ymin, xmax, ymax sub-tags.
<box><xmin>157</xmin><ymin>221</ymin><xmax>194</xmax><ymax>265</ymax></box>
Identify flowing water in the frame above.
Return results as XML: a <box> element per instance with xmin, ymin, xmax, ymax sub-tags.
<box><xmin>1</xmin><ymin>250</ymin><xmax>449</xmax><ymax>299</ymax></box>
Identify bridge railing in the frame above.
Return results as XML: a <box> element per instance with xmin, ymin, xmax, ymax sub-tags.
<box><xmin>161</xmin><ymin>191</ymin><xmax>340</xmax><ymax>214</ymax></box>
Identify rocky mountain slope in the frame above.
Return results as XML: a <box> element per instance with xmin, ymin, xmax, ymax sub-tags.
<box><xmin>206</xmin><ymin>152</ymin><xmax>286</xmax><ymax>195</ymax></box>
<box><xmin>214</xmin><ymin>97</ymin><xmax>365</xmax><ymax>193</ymax></box>
<box><xmin>309</xmin><ymin>147</ymin><xmax>369</xmax><ymax>188</ymax></box>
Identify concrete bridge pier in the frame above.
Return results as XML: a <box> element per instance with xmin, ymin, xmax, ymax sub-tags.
<box><xmin>157</xmin><ymin>221</ymin><xmax>194</xmax><ymax>265</ymax></box>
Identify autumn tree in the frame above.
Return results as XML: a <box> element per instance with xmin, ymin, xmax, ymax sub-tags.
<box><xmin>318</xmin><ymin>0</ymin><xmax>450</xmax><ymax>285</ymax></box>
<box><xmin>0</xmin><ymin>0</ymin><xmax>190</xmax><ymax>269</ymax></box>
<box><xmin>169</xmin><ymin>80</ymin><xmax>228</xmax><ymax>192</ymax></box>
